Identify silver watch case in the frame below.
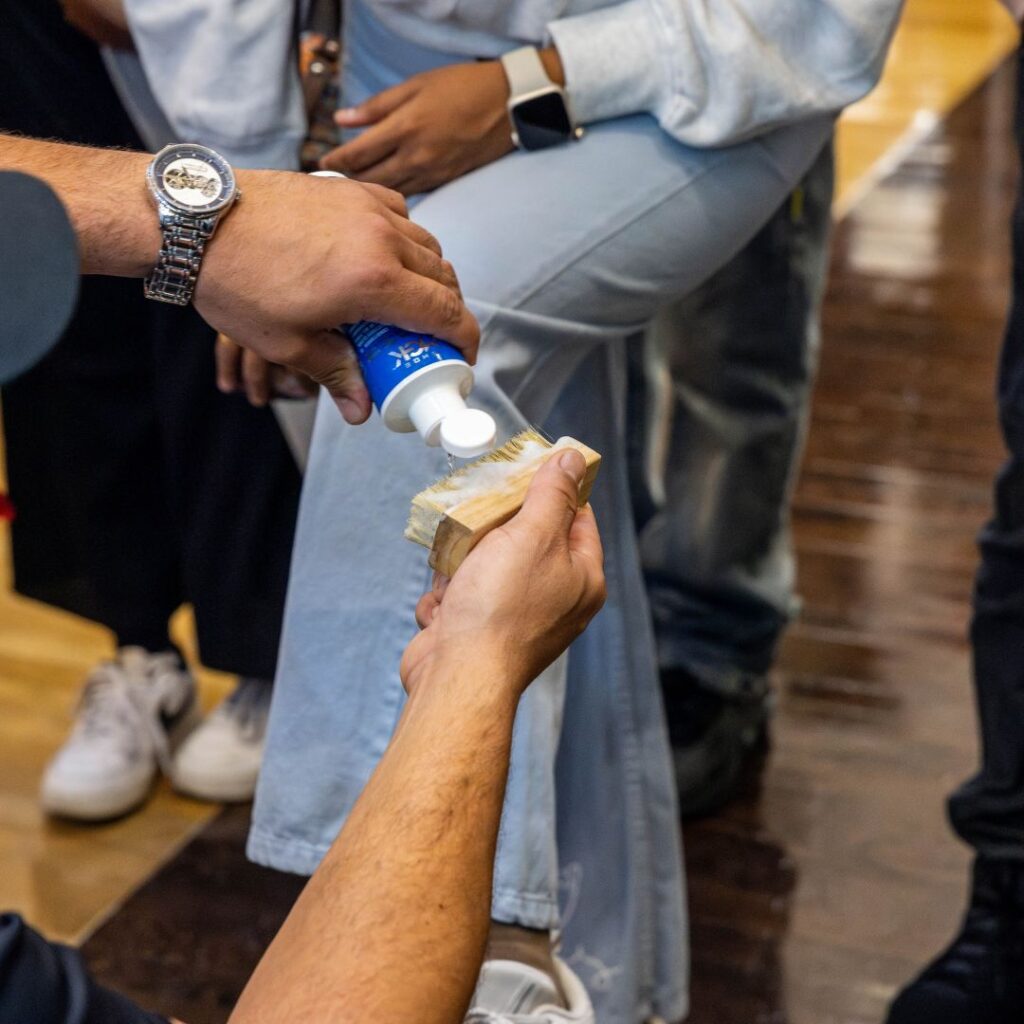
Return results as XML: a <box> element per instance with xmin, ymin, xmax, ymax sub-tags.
<box><xmin>144</xmin><ymin>144</ymin><xmax>239</xmax><ymax>306</ymax></box>
<box><xmin>146</xmin><ymin>143</ymin><xmax>238</xmax><ymax>216</ymax></box>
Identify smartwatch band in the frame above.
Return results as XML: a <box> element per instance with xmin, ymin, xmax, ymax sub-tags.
<box><xmin>500</xmin><ymin>46</ymin><xmax>555</xmax><ymax>98</ymax></box>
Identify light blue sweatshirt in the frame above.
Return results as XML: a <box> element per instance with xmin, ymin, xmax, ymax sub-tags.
<box><xmin>112</xmin><ymin>0</ymin><xmax>903</xmax><ymax>168</ymax></box>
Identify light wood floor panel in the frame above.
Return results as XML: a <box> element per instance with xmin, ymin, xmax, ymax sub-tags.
<box><xmin>835</xmin><ymin>0</ymin><xmax>1019</xmax><ymax>212</ymax></box>
<box><xmin>0</xmin><ymin>428</ymin><xmax>232</xmax><ymax>942</ymax></box>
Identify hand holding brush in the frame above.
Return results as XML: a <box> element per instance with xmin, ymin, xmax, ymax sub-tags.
<box><xmin>401</xmin><ymin>448</ymin><xmax>606</xmax><ymax>699</ymax></box>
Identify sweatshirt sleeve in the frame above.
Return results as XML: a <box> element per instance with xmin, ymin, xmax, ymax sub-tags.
<box><xmin>547</xmin><ymin>0</ymin><xmax>905</xmax><ymax>147</ymax></box>
<box><xmin>122</xmin><ymin>0</ymin><xmax>306</xmax><ymax>169</ymax></box>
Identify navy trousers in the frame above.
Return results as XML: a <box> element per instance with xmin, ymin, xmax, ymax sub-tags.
<box><xmin>948</xmin><ymin>45</ymin><xmax>1024</xmax><ymax>859</ymax></box>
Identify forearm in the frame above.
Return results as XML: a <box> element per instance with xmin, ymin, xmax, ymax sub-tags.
<box><xmin>547</xmin><ymin>0</ymin><xmax>902</xmax><ymax>145</ymax></box>
<box><xmin>0</xmin><ymin>134</ymin><xmax>156</xmax><ymax>276</ymax></box>
<box><xmin>229</xmin><ymin>660</ymin><xmax>519</xmax><ymax>1024</ymax></box>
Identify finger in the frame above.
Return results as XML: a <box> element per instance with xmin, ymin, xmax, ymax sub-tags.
<box><xmin>384</xmin><ymin>209</ymin><xmax>442</xmax><ymax>257</ymax></box>
<box><xmin>398</xmin><ymin>235</ymin><xmax>459</xmax><ymax>294</ymax></box>
<box><xmin>569</xmin><ymin>504</ymin><xmax>607</xmax><ymax>618</ymax></box>
<box><xmin>431</xmin><ymin>572</ymin><xmax>450</xmax><ymax>602</ymax></box>
<box><xmin>358</xmin><ymin>181</ymin><xmax>409</xmax><ymax>217</ymax></box>
<box><xmin>361</xmin><ymin>271</ymin><xmax>480</xmax><ymax>362</ymax></box>
<box><xmin>567</xmin><ymin>503</ymin><xmax>605</xmax><ymax>573</ymax></box>
<box><xmin>310</xmin><ymin>171</ymin><xmax>411</xmax><ymax>219</ymax></box>
<box><xmin>321</xmin><ymin>124</ymin><xmax>400</xmax><ymax>175</ymax></box>
<box><xmin>215</xmin><ymin>334</ymin><xmax>243</xmax><ymax>393</ymax></box>
<box><xmin>242</xmin><ymin>349</ymin><xmax>272</xmax><ymax>407</ymax></box>
<box><xmin>414</xmin><ymin>591</ymin><xmax>441</xmax><ymax>630</ymax></box>
<box><xmin>271</xmin><ymin>367</ymin><xmax>319</xmax><ymax>400</ymax></box>
<box><xmin>347</xmin><ymin>152</ymin><xmax>412</xmax><ymax>190</ymax></box>
<box><xmin>515</xmin><ymin>448</ymin><xmax>587</xmax><ymax>541</ymax></box>
<box><xmin>285</xmin><ymin>329</ymin><xmax>372</xmax><ymax>424</ymax></box>
<box><xmin>334</xmin><ymin>82</ymin><xmax>411</xmax><ymax>127</ymax></box>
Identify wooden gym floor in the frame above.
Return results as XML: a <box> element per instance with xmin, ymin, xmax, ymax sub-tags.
<box><xmin>0</xmin><ymin>1</ymin><xmax>1021</xmax><ymax>1021</ymax></box>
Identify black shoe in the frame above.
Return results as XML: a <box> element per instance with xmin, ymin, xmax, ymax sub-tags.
<box><xmin>886</xmin><ymin>857</ymin><xmax>1024</xmax><ymax>1024</ymax></box>
<box><xmin>660</xmin><ymin>669</ymin><xmax>770</xmax><ymax>819</ymax></box>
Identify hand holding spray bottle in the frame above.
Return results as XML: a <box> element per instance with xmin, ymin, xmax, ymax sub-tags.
<box><xmin>313</xmin><ymin>171</ymin><xmax>496</xmax><ymax>460</ymax></box>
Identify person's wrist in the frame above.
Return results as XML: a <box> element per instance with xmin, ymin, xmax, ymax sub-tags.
<box><xmin>482</xmin><ymin>58</ymin><xmax>513</xmax><ymax>105</ymax></box>
<box><xmin>194</xmin><ymin>168</ymin><xmax>272</xmax><ymax>307</ymax></box>
<box><xmin>538</xmin><ymin>46</ymin><xmax>566</xmax><ymax>87</ymax></box>
<box><xmin>404</xmin><ymin>642</ymin><xmax>528</xmax><ymax>708</ymax></box>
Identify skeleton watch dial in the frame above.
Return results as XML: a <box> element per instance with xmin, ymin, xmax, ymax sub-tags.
<box><xmin>147</xmin><ymin>143</ymin><xmax>237</xmax><ymax>216</ymax></box>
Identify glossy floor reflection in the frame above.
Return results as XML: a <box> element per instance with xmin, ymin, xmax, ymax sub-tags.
<box><xmin>835</xmin><ymin>0</ymin><xmax>1016</xmax><ymax>213</ymax></box>
<box><xmin>684</xmin><ymin>56</ymin><xmax>1015</xmax><ymax>1024</ymax></box>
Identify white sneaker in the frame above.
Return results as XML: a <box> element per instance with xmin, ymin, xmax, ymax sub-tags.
<box><xmin>465</xmin><ymin>958</ymin><xmax>595</xmax><ymax>1023</ymax></box>
<box><xmin>170</xmin><ymin>676</ymin><xmax>270</xmax><ymax>803</ymax></box>
<box><xmin>40</xmin><ymin>647</ymin><xmax>199</xmax><ymax>821</ymax></box>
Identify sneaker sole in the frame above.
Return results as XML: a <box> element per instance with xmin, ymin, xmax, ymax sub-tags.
<box><xmin>169</xmin><ymin>768</ymin><xmax>259</xmax><ymax>804</ymax></box>
<box><xmin>41</xmin><ymin>772</ymin><xmax>157</xmax><ymax>822</ymax></box>
<box><xmin>41</xmin><ymin>693</ymin><xmax>202</xmax><ymax>823</ymax></box>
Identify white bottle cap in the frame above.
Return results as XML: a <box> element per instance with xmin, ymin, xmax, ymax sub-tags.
<box><xmin>440</xmin><ymin>408</ymin><xmax>497</xmax><ymax>459</ymax></box>
<box><xmin>407</xmin><ymin>382</ymin><xmax>496</xmax><ymax>457</ymax></box>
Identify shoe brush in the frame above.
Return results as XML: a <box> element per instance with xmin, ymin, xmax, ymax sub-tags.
<box><xmin>406</xmin><ymin>429</ymin><xmax>601</xmax><ymax>577</ymax></box>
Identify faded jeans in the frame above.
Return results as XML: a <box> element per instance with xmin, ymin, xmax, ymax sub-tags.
<box><xmin>249</xmin><ymin>2</ymin><xmax>836</xmax><ymax>1020</ymax></box>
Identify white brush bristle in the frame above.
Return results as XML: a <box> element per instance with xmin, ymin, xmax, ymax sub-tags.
<box><xmin>405</xmin><ymin>429</ymin><xmax>551</xmax><ymax>547</ymax></box>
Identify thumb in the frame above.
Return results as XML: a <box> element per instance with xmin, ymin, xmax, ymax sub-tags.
<box><xmin>286</xmin><ymin>329</ymin><xmax>372</xmax><ymax>424</ymax></box>
<box><xmin>515</xmin><ymin>448</ymin><xmax>587</xmax><ymax>541</ymax></box>
<box><xmin>334</xmin><ymin>83</ymin><xmax>410</xmax><ymax>126</ymax></box>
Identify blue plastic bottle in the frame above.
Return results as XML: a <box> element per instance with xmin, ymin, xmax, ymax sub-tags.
<box><xmin>346</xmin><ymin>321</ymin><xmax>495</xmax><ymax>457</ymax></box>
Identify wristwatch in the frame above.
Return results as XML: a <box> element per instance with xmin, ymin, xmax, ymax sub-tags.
<box><xmin>499</xmin><ymin>46</ymin><xmax>582</xmax><ymax>152</ymax></box>
<box><xmin>144</xmin><ymin>143</ymin><xmax>240</xmax><ymax>306</ymax></box>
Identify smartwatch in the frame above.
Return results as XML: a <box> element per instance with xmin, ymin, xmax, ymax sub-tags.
<box><xmin>500</xmin><ymin>46</ymin><xmax>582</xmax><ymax>152</ymax></box>
<box><xmin>144</xmin><ymin>143</ymin><xmax>240</xmax><ymax>306</ymax></box>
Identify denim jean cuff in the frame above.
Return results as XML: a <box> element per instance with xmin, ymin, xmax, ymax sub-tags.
<box><xmin>491</xmin><ymin>886</ymin><xmax>561</xmax><ymax>931</ymax></box>
<box><xmin>657</xmin><ymin>645</ymin><xmax>772</xmax><ymax>700</ymax></box>
<box><xmin>247</xmin><ymin>826</ymin><xmax>328</xmax><ymax>877</ymax></box>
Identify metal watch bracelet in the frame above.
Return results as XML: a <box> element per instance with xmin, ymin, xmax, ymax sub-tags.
<box><xmin>143</xmin><ymin>211</ymin><xmax>218</xmax><ymax>306</ymax></box>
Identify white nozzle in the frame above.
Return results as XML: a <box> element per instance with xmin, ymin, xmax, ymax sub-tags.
<box><xmin>407</xmin><ymin>383</ymin><xmax>496</xmax><ymax>458</ymax></box>
<box><xmin>440</xmin><ymin>408</ymin><xmax>497</xmax><ymax>459</ymax></box>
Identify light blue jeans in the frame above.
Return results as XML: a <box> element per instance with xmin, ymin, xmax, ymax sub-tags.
<box><xmin>249</xmin><ymin>3</ymin><xmax>835</xmax><ymax>1020</ymax></box>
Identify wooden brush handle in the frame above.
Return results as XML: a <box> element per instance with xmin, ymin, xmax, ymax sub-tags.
<box><xmin>429</xmin><ymin>438</ymin><xmax>601</xmax><ymax>577</ymax></box>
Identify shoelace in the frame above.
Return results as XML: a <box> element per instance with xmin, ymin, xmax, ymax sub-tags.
<box><xmin>75</xmin><ymin>659</ymin><xmax>179</xmax><ymax>772</ymax></box>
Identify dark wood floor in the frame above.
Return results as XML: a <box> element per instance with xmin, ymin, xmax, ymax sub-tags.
<box><xmin>684</xmin><ymin>57</ymin><xmax>1016</xmax><ymax>1024</ymax></box>
<box><xmin>83</xmin><ymin>58</ymin><xmax>1018</xmax><ymax>1024</ymax></box>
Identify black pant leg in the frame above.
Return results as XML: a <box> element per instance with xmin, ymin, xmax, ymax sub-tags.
<box><xmin>948</xmin><ymin>44</ymin><xmax>1024</xmax><ymax>858</ymax></box>
<box><xmin>3</xmin><ymin>276</ymin><xmax>183</xmax><ymax>643</ymax></box>
<box><xmin>147</xmin><ymin>306</ymin><xmax>302</xmax><ymax>680</ymax></box>
<box><xmin>0</xmin><ymin>0</ymin><xmax>302</xmax><ymax>675</ymax></box>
